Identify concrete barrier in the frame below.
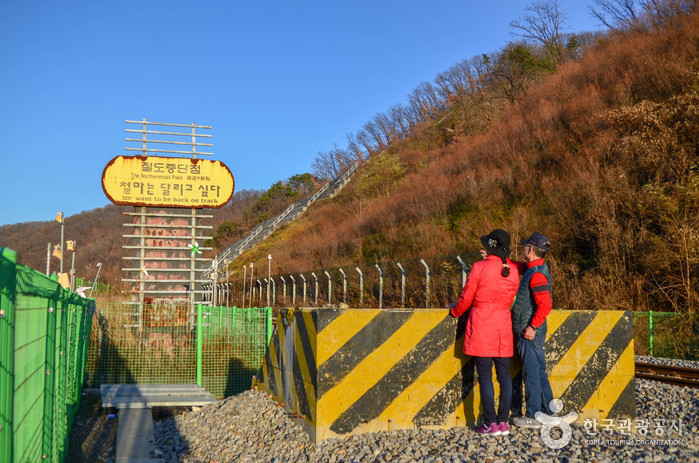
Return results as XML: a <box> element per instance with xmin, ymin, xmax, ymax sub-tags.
<box><xmin>258</xmin><ymin>308</ymin><xmax>635</xmax><ymax>442</ymax></box>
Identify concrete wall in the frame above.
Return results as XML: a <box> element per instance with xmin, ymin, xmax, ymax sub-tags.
<box><xmin>259</xmin><ymin>308</ymin><xmax>635</xmax><ymax>442</ymax></box>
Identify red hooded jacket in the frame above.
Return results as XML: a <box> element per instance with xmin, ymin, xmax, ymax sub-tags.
<box><xmin>450</xmin><ymin>255</ymin><xmax>519</xmax><ymax>357</ymax></box>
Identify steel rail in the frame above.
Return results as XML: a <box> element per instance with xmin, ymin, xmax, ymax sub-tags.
<box><xmin>635</xmin><ymin>362</ymin><xmax>699</xmax><ymax>388</ymax></box>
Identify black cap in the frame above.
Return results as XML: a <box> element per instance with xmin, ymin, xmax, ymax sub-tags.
<box><xmin>480</xmin><ymin>229</ymin><xmax>511</xmax><ymax>258</ymax></box>
<box><xmin>521</xmin><ymin>232</ymin><xmax>551</xmax><ymax>251</ymax></box>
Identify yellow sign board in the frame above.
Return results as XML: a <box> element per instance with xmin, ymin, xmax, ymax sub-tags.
<box><xmin>102</xmin><ymin>155</ymin><xmax>235</xmax><ymax>208</ymax></box>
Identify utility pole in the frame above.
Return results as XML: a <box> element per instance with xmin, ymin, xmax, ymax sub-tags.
<box><xmin>67</xmin><ymin>241</ymin><xmax>76</xmax><ymax>291</ymax></box>
<box><xmin>56</xmin><ymin>212</ymin><xmax>64</xmax><ymax>273</ymax></box>
<box><xmin>89</xmin><ymin>263</ymin><xmax>102</xmax><ymax>298</ymax></box>
<box><xmin>46</xmin><ymin>242</ymin><xmax>51</xmax><ymax>275</ymax></box>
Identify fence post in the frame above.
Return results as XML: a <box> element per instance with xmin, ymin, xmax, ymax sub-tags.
<box><xmin>456</xmin><ymin>255</ymin><xmax>467</xmax><ymax>289</ymax></box>
<box><xmin>300</xmin><ymin>274</ymin><xmax>307</xmax><ymax>304</ymax></box>
<box><xmin>271</xmin><ymin>278</ymin><xmax>276</xmax><ymax>306</ymax></box>
<box><xmin>355</xmin><ymin>267</ymin><xmax>363</xmax><ymax>307</ymax></box>
<box><xmin>257</xmin><ymin>280</ymin><xmax>262</xmax><ymax>305</ymax></box>
<box><xmin>339</xmin><ymin>268</ymin><xmax>347</xmax><ymax>304</ymax></box>
<box><xmin>263</xmin><ymin>278</ymin><xmax>268</xmax><ymax>306</ymax></box>
<box><xmin>196</xmin><ymin>303</ymin><xmax>203</xmax><ymax>386</ymax></box>
<box><xmin>0</xmin><ymin>248</ymin><xmax>17</xmax><ymax>463</ymax></box>
<box><xmin>266</xmin><ymin>306</ymin><xmax>273</xmax><ymax>345</ymax></box>
<box><xmin>311</xmin><ymin>272</ymin><xmax>318</xmax><ymax>305</ymax></box>
<box><xmin>225</xmin><ymin>260</ymin><xmax>230</xmax><ymax>307</ymax></box>
<box><xmin>420</xmin><ymin>259</ymin><xmax>430</xmax><ymax>308</ymax></box>
<box><xmin>396</xmin><ymin>262</ymin><xmax>406</xmax><ymax>308</ymax></box>
<box><xmin>42</xmin><ymin>279</ymin><xmax>59</xmax><ymax>463</ymax></box>
<box><xmin>375</xmin><ymin>264</ymin><xmax>383</xmax><ymax>309</ymax></box>
<box><xmin>242</xmin><ymin>266</ymin><xmax>247</xmax><ymax>309</ymax></box>
<box><xmin>280</xmin><ymin>276</ymin><xmax>286</xmax><ymax>303</ymax></box>
<box><xmin>649</xmin><ymin>310</ymin><xmax>654</xmax><ymax>357</ymax></box>
<box><xmin>267</xmin><ymin>254</ymin><xmax>272</xmax><ymax>308</ymax></box>
<box><xmin>248</xmin><ymin>263</ymin><xmax>254</xmax><ymax>310</ymax></box>
<box><xmin>290</xmin><ymin>275</ymin><xmax>296</xmax><ymax>306</ymax></box>
<box><xmin>324</xmin><ymin>271</ymin><xmax>332</xmax><ymax>305</ymax></box>
<box><xmin>211</xmin><ymin>270</ymin><xmax>217</xmax><ymax>307</ymax></box>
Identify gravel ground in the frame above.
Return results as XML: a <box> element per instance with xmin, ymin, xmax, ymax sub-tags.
<box><xmin>152</xmin><ymin>356</ymin><xmax>699</xmax><ymax>462</ymax></box>
<box><xmin>636</xmin><ymin>355</ymin><xmax>699</xmax><ymax>369</ymax></box>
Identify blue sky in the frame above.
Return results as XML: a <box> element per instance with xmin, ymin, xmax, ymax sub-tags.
<box><xmin>0</xmin><ymin>0</ymin><xmax>602</xmax><ymax>226</ymax></box>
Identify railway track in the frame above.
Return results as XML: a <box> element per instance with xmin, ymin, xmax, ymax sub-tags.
<box><xmin>635</xmin><ymin>361</ymin><xmax>699</xmax><ymax>388</ymax></box>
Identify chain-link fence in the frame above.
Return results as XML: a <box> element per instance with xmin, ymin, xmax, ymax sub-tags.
<box><xmin>211</xmin><ymin>254</ymin><xmax>698</xmax><ymax>361</ymax></box>
<box><xmin>84</xmin><ymin>303</ymin><xmax>272</xmax><ymax>399</ymax></box>
<box><xmin>212</xmin><ymin>253</ymin><xmax>482</xmax><ymax>310</ymax></box>
<box><xmin>0</xmin><ymin>247</ymin><xmax>95</xmax><ymax>463</ymax></box>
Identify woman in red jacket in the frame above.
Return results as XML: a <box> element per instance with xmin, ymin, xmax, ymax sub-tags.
<box><xmin>450</xmin><ymin>229</ymin><xmax>519</xmax><ymax>436</ymax></box>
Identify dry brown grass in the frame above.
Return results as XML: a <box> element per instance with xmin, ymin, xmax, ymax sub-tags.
<box><xmin>228</xmin><ymin>8</ymin><xmax>699</xmax><ymax>317</ymax></box>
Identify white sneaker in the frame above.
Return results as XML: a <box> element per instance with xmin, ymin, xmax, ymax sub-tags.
<box><xmin>512</xmin><ymin>416</ymin><xmax>542</xmax><ymax>428</ymax></box>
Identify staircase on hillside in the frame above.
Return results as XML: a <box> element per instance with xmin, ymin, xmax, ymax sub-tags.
<box><xmin>204</xmin><ymin>162</ymin><xmax>360</xmax><ymax>272</ymax></box>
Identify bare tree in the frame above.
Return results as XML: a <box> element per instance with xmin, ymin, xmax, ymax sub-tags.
<box><xmin>641</xmin><ymin>0</ymin><xmax>695</xmax><ymax>30</ymax></box>
<box><xmin>589</xmin><ymin>0</ymin><xmax>643</xmax><ymax>31</ymax></box>
<box><xmin>345</xmin><ymin>132</ymin><xmax>366</xmax><ymax>161</ymax></box>
<box><xmin>362</xmin><ymin>119</ymin><xmax>389</xmax><ymax>153</ymax></box>
<box><xmin>388</xmin><ymin>103</ymin><xmax>412</xmax><ymax>137</ymax></box>
<box><xmin>355</xmin><ymin>129</ymin><xmax>378</xmax><ymax>156</ymax></box>
<box><xmin>407</xmin><ymin>81</ymin><xmax>445</xmax><ymax>123</ymax></box>
<box><xmin>590</xmin><ymin>0</ymin><xmax>693</xmax><ymax>32</ymax></box>
<box><xmin>311</xmin><ymin>144</ymin><xmax>356</xmax><ymax>181</ymax></box>
<box><xmin>372</xmin><ymin>112</ymin><xmax>394</xmax><ymax>145</ymax></box>
<box><xmin>510</xmin><ymin>0</ymin><xmax>568</xmax><ymax>70</ymax></box>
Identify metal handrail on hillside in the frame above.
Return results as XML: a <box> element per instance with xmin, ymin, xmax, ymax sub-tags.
<box><xmin>205</xmin><ymin>163</ymin><xmax>360</xmax><ymax>273</ymax></box>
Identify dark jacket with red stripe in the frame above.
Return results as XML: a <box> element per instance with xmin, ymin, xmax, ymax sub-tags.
<box><xmin>511</xmin><ymin>259</ymin><xmax>552</xmax><ymax>346</ymax></box>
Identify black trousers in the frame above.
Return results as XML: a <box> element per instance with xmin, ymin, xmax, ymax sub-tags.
<box><xmin>474</xmin><ymin>356</ymin><xmax>512</xmax><ymax>425</ymax></box>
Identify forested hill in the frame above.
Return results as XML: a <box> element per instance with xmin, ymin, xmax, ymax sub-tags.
<box><xmin>0</xmin><ymin>176</ymin><xmax>317</xmax><ymax>286</ymax></box>
<box><xmin>2</xmin><ymin>1</ymin><xmax>696</xmax><ymax>319</ymax></box>
<box><xmin>227</xmin><ymin>1</ymin><xmax>698</xmax><ymax>316</ymax></box>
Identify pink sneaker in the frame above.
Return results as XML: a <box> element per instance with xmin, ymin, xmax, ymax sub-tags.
<box><xmin>477</xmin><ymin>423</ymin><xmax>502</xmax><ymax>436</ymax></box>
<box><xmin>498</xmin><ymin>422</ymin><xmax>510</xmax><ymax>435</ymax></box>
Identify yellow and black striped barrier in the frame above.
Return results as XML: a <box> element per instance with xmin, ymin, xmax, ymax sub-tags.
<box><xmin>259</xmin><ymin>308</ymin><xmax>635</xmax><ymax>442</ymax></box>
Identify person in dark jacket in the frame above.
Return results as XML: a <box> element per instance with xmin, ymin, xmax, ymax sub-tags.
<box><xmin>511</xmin><ymin>232</ymin><xmax>555</xmax><ymax>428</ymax></box>
<box><xmin>451</xmin><ymin>229</ymin><xmax>519</xmax><ymax>436</ymax></box>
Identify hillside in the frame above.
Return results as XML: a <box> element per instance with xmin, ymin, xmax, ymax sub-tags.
<box><xmin>229</xmin><ymin>4</ymin><xmax>698</xmax><ymax>316</ymax></box>
<box><xmin>0</xmin><ymin>182</ymin><xmax>313</xmax><ymax>286</ymax></box>
<box><xmin>2</xmin><ymin>2</ymin><xmax>696</xmax><ymax>320</ymax></box>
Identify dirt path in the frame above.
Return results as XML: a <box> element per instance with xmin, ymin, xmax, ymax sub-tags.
<box><xmin>67</xmin><ymin>392</ymin><xmax>191</xmax><ymax>462</ymax></box>
<box><xmin>67</xmin><ymin>392</ymin><xmax>118</xmax><ymax>463</ymax></box>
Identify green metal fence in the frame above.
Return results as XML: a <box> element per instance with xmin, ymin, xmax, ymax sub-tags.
<box><xmin>85</xmin><ymin>303</ymin><xmax>272</xmax><ymax>399</ymax></box>
<box><xmin>0</xmin><ymin>247</ymin><xmax>95</xmax><ymax>463</ymax></box>
<box><xmin>633</xmin><ymin>311</ymin><xmax>698</xmax><ymax>360</ymax></box>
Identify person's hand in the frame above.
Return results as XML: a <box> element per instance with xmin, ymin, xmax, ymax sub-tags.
<box><xmin>479</xmin><ymin>249</ymin><xmax>487</xmax><ymax>259</ymax></box>
<box><xmin>447</xmin><ymin>302</ymin><xmax>457</xmax><ymax>317</ymax></box>
<box><xmin>522</xmin><ymin>325</ymin><xmax>536</xmax><ymax>340</ymax></box>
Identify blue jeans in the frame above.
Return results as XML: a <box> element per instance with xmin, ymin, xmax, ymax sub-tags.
<box><xmin>515</xmin><ymin>336</ymin><xmax>554</xmax><ymax>417</ymax></box>
<box><xmin>474</xmin><ymin>356</ymin><xmax>512</xmax><ymax>425</ymax></box>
